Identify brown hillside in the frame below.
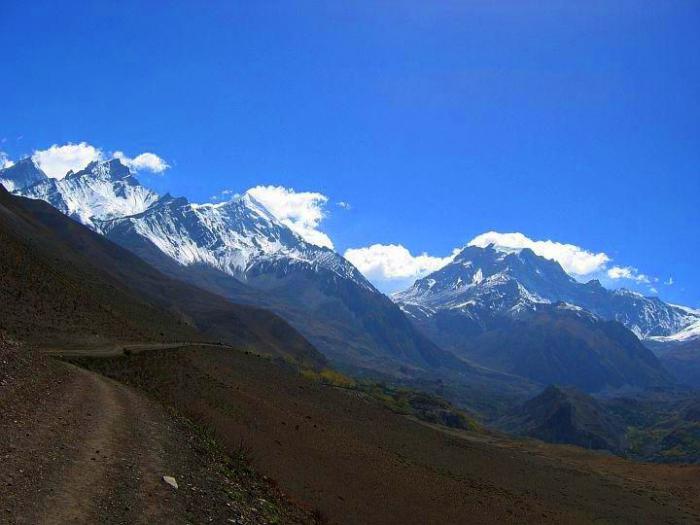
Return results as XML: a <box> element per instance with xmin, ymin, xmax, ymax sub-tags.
<box><xmin>78</xmin><ymin>345</ymin><xmax>700</xmax><ymax>525</ymax></box>
<box><xmin>0</xmin><ymin>186</ymin><xmax>325</xmax><ymax>367</ymax></box>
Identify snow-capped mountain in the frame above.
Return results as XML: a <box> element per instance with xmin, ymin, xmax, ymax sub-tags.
<box><xmin>3</xmin><ymin>158</ymin><xmax>369</xmax><ymax>289</ymax></box>
<box><xmin>0</xmin><ymin>158</ymin><xmax>46</xmax><ymax>192</ymax></box>
<box><xmin>98</xmin><ymin>191</ymin><xmax>372</xmax><ymax>290</ymax></box>
<box><xmin>1</xmin><ymin>158</ymin><xmax>691</xmax><ymax>392</ymax></box>
<box><xmin>19</xmin><ymin>159</ymin><xmax>160</xmax><ymax>229</ymax></box>
<box><xmin>648</xmin><ymin>306</ymin><xmax>700</xmax><ymax>343</ymax></box>
<box><xmin>393</xmin><ymin>244</ymin><xmax>677</xmax><ymax>391</ymax></box>
<box><xmin>2</xmin><ymin>158</ymin><xmax>454</xmax><ymax>374</ymax></box>
<box><xmin>6</xmin><ymin>158</ymin><xmax>369</xmax><ymax>290</ymax></box>
<box><xmin>394</xmin><ymin>244</ymin><xmax>699</xmax><ymax>339</ymax></box>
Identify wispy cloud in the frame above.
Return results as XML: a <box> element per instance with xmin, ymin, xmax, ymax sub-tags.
<box><xmin>32</xmin><ymin>142</ymin><xmax>103</xmax><ymax>178</ymax></box>
<box><xmin>607</xmin><ymin>266</ymin><xmax>650</xmax><ymax>284</ymax></box>
<box><xmin>245</xmin><ymin>185</ymin><xmax>334</xmax><ymax>249</ymax></box>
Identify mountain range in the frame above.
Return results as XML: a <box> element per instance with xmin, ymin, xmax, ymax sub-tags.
<box><xmin>394</xmin><ymin>244</ymin><xmax>698</xmax><ymax>389</ymax></box>
<box><xmin>2</xmin><ymin>157</ymin><xmax>697</xmax><ymax>397</ymax></box>
<box><xmin>394</xmin><ymin>244</ymin><xmax>697</xmax><ymax>339</ymax></box>
<box><xmin>2</xmin><ymin>158</ymin><xmax>478</xmax><ymax>382</ymax></box>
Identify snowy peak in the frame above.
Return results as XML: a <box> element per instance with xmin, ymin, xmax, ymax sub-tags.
<box><xmin>0</xmin><ymin>157</ymin><xmax>47</xmax><ymax>192</ymax></box>
<box><xmin>394</xmin><ymin>244</ymin><xmax>699</xmax><ymax>339</ymax></box>
<box><xmin>99</xmin><ymin>185</ymin><xmax>374</xmax><ymax>291</ymax></box>
<box><xmin>396</xmin><ymin>243</ymin><xmax>573</xmax><ymax>308</ymax></box>
<box><xmin>650</xmin><ymin>318</ymin><xmax>700</xmax><ymax>343</ymax></box>
<box><xmin>17</xmin><ymin>159</ymin><xmax>159</xmax><ymax>228</ymax></box>
<box><xmin>68</xmin><ymin>158</ymin><xmax>133</xmax><ymax>182</ymax></box>
<box><xmin>6</xmin><ymin>157</ymin><xmax>373</xmax><ymax>292</ymax></box>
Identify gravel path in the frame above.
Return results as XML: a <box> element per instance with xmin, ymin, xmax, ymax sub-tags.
<box><xmin>0</xmin><ymin>346</ymin><xmax>317</xmax><ymax>524</ymax></box>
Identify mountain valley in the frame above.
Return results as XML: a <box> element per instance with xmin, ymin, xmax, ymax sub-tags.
<box><xmin>2</xmin><ymin>158</ymin><xmax>700</xmax><ymax>523</ymax></box>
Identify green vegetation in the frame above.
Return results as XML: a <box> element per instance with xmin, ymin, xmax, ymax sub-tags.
<box><xmin>607</xmin><ymin>394</ymin><xmax>700</xmax><ymax>463</ymax></box>
<box><xmin>301</xmin><ymin>367</ymin><xmax>480</xmax><ymax>431</ymax></box>
<box><xmin>625</xmin><ymin>424</ymin><xmax>696</xmax><ymax>460</ymax></box>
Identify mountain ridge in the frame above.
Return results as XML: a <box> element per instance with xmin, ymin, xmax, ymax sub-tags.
<box><xmin>2</xmin><ymin>158</ymin><xmax>469</xmax><ymax>377</ymax></box>
<box><xmin>0</xmin><ymin>183</ymin><xmax>325</xmax><ymax>367</ymax></box>
<box><xmin>394</xmin><ymin>245</ymin><xmax>677</xmax><ymax>392</ymax></box>
<box><xmin>1</xmin><ymin>158</ymin><xmax>691</xmax><ymax>395</ymax></box>
<box><xmin>395</xmin><ymin>244</ymin><xmax>698</xmax><ymax>339</ymax></box>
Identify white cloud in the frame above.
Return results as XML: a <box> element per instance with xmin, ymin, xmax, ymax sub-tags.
<box><xmin>113</xmin><ymin>151</ymin><xmax>169</xmax><ymax>173</ymax></box>
<box><xmin>468</xmin><ymin>231</ymin><xmax>610</xmax><ymax>276</ymax></box>
<box><xmin>665</xmin><ymin>277</ymin><xmax>674</xmax><ymax>286</ymax></box>
<box><xmin>344</xmin><ymin>244</ymin><xmax>454</xmax><ymax>282</ymax></box>
<box><xmin>345</xmin><ymin>230</ymin><xmax>661</xmax><ymax>295</ymax></box>
<box><xmin>607</xmin><ymin>266</ymin><xmax>650</xmax><ymax>284</ymax></box>
<box><xmin>31</xmin><ymin>143</ymin><xmax>170</xmax><ymax>179</ymax></box>
<box><xmin>0</xmin><ymin>151</ymin><xmax>14</xmax><ymax>169</ymax></box>
<box><xmin>210</xmin><ymin>189</ymin><xmax>237</xmax><ymax>202</ymax></box>
<box><xmin>650</xmin><ymin>287</ymin><xmax>659</xmax><ymax>294</ymax></box>
<box><xmin>244</xmin><ymin>185</ymin><xmax>334</xmax><ymax>249</ymax></box>
<box><xmin>337</xmin><ymin>201</ymin><xmax>352</xmax><ymax>210</ymax></box>
<box><xmin>32</xmin><ymin>142</ymin><xmax>103</xmax><ymax>179</ymax></box>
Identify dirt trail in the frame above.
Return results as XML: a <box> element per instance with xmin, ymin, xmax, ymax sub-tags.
<box><xmin>34</xmin><ymin>367</ymin><xmax>173</xmax><ymax>524</ymax></box>
<box><xmin>2</xmin><ymin>363</ymin><xmax>182</xmax><ymax>524</ymax></box>
<box><xmin>40</xmin><ymin>341</ymin><xmax>230</xmax><ymax>358</ymax></box>
<box><xmin>0</xmin><ymin>351</ymin><xmax>316</xmax><ymax>525</ymax></box>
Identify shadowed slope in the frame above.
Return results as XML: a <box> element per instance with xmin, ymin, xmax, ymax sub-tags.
<box><xmin>0</xmin><ymin>186</ymin><xmax>325</xmax><ymax>367</ymax></box>
<box><xmin>497</xmin><ymin>385</ymin><xmax>628</xmax><ymax>453</ymax></box>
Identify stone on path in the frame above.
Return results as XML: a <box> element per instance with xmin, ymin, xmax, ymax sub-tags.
<box><xmin>162</xmin><ymin>475</ymin><xmax>178</xmax><ymax>490</ymax></box>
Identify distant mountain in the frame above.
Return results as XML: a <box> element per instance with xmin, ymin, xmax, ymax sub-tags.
<box><xmin>646</xmin><ymin>337</ymin><xmax>700</xmax><ymax>388</ymax></box>
<box><xmin>394</xmin><ymin>245</ymin><xmax>678</xmax><ymax>391</ymax></box>
<box><xmin>19</xmin><ymin>158</ymin><xmax>160</xmax><ymax>227</ymax></box>
<box><xmin>643</xmin><ymin>307</ymin><xmax>700</xmax><ymax>387</ymax></box>
<box><xmin>2</xmin><ymin>159</ymin><xmax>467</xmax><ymax>376</ymax></box>
<box><xmin>648</xmin><ymin>307</ymin><xmax>700</xmax><ymax>344</ymax></box>
<box><xmin>497</xmin><ymin>385</ymin><xmax>628</xmax><ymax>453</ymax></box>
<box><xmin>0</xmin><ymin>158</ymin><xmax>46</xmax><ymax>192</ymax></box>
<box><xmin>395</xmin><ymin>244</ymin><xmax>698</xmax><ymax>339</ymax></box>
<box><xmin>0</xmin><ymin>183</ymin><xmax>325</xmax><ymax>368</ymax></box>
<box><xmin>429</xmin><ymin>303</ymin><xmax>670</xmax><ymax>391</ymax></box>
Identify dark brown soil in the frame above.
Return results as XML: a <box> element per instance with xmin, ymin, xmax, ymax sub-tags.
<box><xmin>0</xmin><ymin>342</ymin><xmax>319</xmax><ymax>524</ymax></box>
<box><xmin>79</xmin><ymin>345</ymin><xmax>700</xmax><ymax>525</ymax></box>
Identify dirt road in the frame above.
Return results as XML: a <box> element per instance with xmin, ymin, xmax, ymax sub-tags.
<box><xmin>0</xmin><ymin>347</ymin><xmax>316</xmax><ymax>524</ymax></box>
<box><xmin>40</xmin><ymin>341</ymin><xmax>231</xmax><ymax>358</ymax></box>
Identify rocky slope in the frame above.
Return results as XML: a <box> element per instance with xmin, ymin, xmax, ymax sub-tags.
<box><xmin>74</xmin><ymin>343</ymin><xmax>700</xmax><ymax>524</ymax></box>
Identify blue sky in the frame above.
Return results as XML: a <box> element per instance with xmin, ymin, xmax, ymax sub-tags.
<box><xmin>1</xmin><ymin>1</ymin><xmax>698</xmax><ymax>304</ymax></box>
